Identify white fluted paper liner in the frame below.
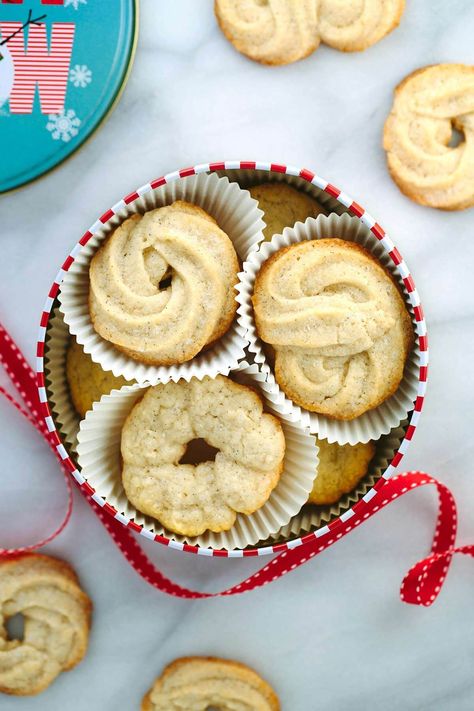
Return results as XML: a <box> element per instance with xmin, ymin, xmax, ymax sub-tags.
<box><xmin>58</xmin><ymin>172</ymin><xmax>266</xmax><ymax>385</ymax></box>
<box><xmin>266</xmin><ymin>423</ymin><xmax>407</xmax><ymax>544</ymax></box>
<box><xmin>76</xmin><ymin>364</ymin><xmax>319</xmax><ymax>550</ymax></box>
<box><xmin>237</xmin><ymin>212</ymin><xmax>420</xmax><ymax>445</ymax></box>
<box><xmin>44</xmin><ymin>307</ymin><xmax>80</xmax><ymax>454</ymax></box>
<box><xmin>44</xmin><ymin>306</ymin><xmax>137</xmax><ymax>455</ymax></box>
<box><xmin>44</xmin><ymin>307</ymin><xmax>405</xmax><ymax>548</ymax></box>
<box><xmin>220</xmin><ymin>167</ymin><xmax>343</xmax><ymax>216</ymax></box>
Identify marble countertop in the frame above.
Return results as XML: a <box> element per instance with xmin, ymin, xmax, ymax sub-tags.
<box><xmin>1</xmin><ymin>1</ymin><xmax>474</xmax><ymax>708</ymax></box>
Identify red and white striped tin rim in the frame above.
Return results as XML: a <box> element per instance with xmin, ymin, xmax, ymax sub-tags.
<box><xmin>36</xmin><ymin>160</ymin><xmax>428</xmax><ymax>558</ymax></box>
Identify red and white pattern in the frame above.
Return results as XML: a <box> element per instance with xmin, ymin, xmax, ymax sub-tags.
<box><xmin>1</xmin><ymin>320</ymin><xmax>472</xmax><ymax>604</ymax></box>
<box><xmin>0</xmin><ymin>325</ymin><xmax>73</xmax><ymax>555</ymax></box>
<box><xmin>0</xmin><ymin>167</ymin><xmax>472</xmax><ymax>604</ymax></box>
<box><xmin>0</xmin><ymin>1</ymin><xmax>64</xmax><ymax>5</ymax></box>
<box><xmin>0</xmin><ymin>21</ymin><xmax>74</xmax><ymax>114</ymax></box>
<box><xmin>35</xmin><ymin>161</ymin><xmax>429</xmax><ymax>557</ymax></box>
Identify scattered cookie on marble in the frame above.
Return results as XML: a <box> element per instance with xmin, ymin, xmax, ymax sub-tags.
<box><xmin>141</xmin><ymin>656</ymin><xmax>280</xmax><ymax>711</ymax></box>
<box><xmin>309</xmin><ymin>439</ymin><xmax>376</xmax><ymax>505</ymax></box>
<box><xmin>215</xmin><ymin>0</ymin><xmax>405</xmax><ymax>65</ymax></box>
<box><xmin>249</xmin><ymin>183</ymin><xmax>327</xmax><ymax>241</ymax></box>
<box><xmin>318</xmin><ymin>0</ymin><xmax>405</xmax><ymax>52</ymax></box>
<box><xmin>66</xmin><ymin>337</ymin><xmax>129</xmax><ymax>417</ymax></box>
<box><xmin>0</xmin><ymin>554</ymin><xmax>91</xmax><ymax>697</ymax></box>
<box><xmin>252</xmin><ymin>238</ymin><xmax>413</xmax><ymax>420</ymax></box>
<box><xmin>89</xmin><ymin>201</ymin><xmax>240</xmax><ymax>366</ymax></box>
<box><xmin>383</xmin><ymin>63</ymin><xmax>474</xmax><ymax>210</ymax></box>
<box><xmin>215</xmin><ymin>0</ymin><xmax>319</xmax><ymax>65</ymax></box>
<box><xmin>121</xmin><ymin>375</ymin><xmax>285</xmax><ymax>536</ymax></box>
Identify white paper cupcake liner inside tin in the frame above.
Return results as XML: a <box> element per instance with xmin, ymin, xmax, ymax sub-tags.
<box><xmin>75</xmin><ymin>363</ymin><xmax>318</xmax><ymax>550</ymax></box>
<box><xmin>58</xmin><ymin>171</ymin><xmax>265</xmax><ymax>385</ymax></box>
<box><xmin>45</xmin><ymin>307</ymin><xmax>81</xmax><ymax>454</ymax></box>
<box><xmin>45</xmin><ymin>307</ymin><xmax>408</xmax><ymax>550</ymax></box>
<box><xmin>266</xmin><ymin>422</ymin><xmax>407</xmax><ymax>545</ymax></box>
<box><xmin>44</xmin><ymin>164</ymin><xmax>425</xmax><ymax>552</ymax></box>
<box><xmin>238</xmin><ymin>212</ymin><xmax>420</xmax><ymax>445</ymax></box>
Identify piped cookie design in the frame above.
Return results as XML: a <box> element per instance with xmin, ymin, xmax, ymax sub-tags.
<box><xmin>121</xmin><ymin>375</ymin><xmax>285</xmax><ymax>536</ymax></box>
<box><xmin>384</xmin><ymin>63</ymin><xmax>474</xmax><ymax>210</ymax></box>
<box><xmin>142</xmin><ymin>657</ymin><xmax>280</xmax><ymax>711</ymax></box>
<box><xmin>89</xmin><ymin>201</ymin><xmax>240</xmax><ymax>366</ymax></box>
<box><xmin>215</xmin><ymin>0</ymin><xmax>405</xmax><ymax>65</ymax></box>
<box><xmin>0</xmin><ymin>555</ymin><xmax>91</xmax><ymax>696</ymax></box>
<box><xmin>252</xmin><ymin>239</ymin><xmax>413</xmax><ymax>420</ymax></box>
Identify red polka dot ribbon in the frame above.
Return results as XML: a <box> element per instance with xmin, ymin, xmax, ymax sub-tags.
<box><xmin>1</xmin><ymin>323</ymin><xmax>472</xmax><ymax>604</ymax></box>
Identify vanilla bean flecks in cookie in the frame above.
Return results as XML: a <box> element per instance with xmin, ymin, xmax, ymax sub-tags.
<box><xmin>0</xmin><ymin>554</ymin><xmax>91</xmax><ymax>697</ymax></box>
<box><xmin>252</xmin><ymin>239</ymin><xmax>413</xmax><ymax>420</ymax></box>
<box><xmin>318</xmin><ymin>0</ymin><xmax>405</xmax><ymax>52</ymax></box>
<box><xmin>215</xmin><ymin>0</ymin><xmax>319</xmax><ymax>65</ymax></box>
<box><xmin>121</xmin><ymin>376</ymin><xmax>285</xmax><ymax>536</ymax></box>
<box><xmin>89</xmin><ymin>201</ymin><xmax>240</xmax><ymax>366</ymax></box>
<box><xmin>384</xmin><ymin>63</ymin><xmax>474</xmax><ymax>210</ymax></box>
<box><xmin>215</xmin><ymin>0</ymin><xmax>405</xmax><ymax>65</ymax></box>
<box><xmin>142</xmin><ymin>657</ymin><xmax>280</xmax><ymax>711</ymax></box>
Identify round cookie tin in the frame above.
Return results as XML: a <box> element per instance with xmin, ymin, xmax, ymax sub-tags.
<box><xmin>37</xmin><ymin>161</ymin><xmax>428</xmax><ymax>557</ymax></box>
<box><xmin>0</xmin><ymin>0</ymin><xmax>137</xmax><ymax>194</ymax></box>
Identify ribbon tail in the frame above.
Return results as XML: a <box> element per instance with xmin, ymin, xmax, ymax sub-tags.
<box><xmin>400</xmin><ymin>476</ymin><xmax>458</xmax><ymax>606</ymax></box>
<box><xmin>0</xmin><ymin>321</ymin><xmax>74</xmax><ymax>557</ymax></box>
<box><xmin>401</xmin><ymin>551</ymin><xmax>454</xmax><ymax>606</ymax></box>
<box><xmin>0</xmin><ymin>324</ymin><xmax>48</xmax><ymax>437</ymax></box>
<box><xmin>2</xmin><ymin>318</ymin><xmax>473</xmax><ymax>604</ymax></box>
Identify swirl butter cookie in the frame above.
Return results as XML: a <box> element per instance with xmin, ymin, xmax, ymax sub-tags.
<box><xmin>252</xmin><ymin>239</ymin><xmax>413</xmax><ymax>420</ymax></box>
<box><xmin>215</xmin><ymin>0</ymin><xmax>405</xmax><ymax>65</ymax></box>
<box><xmin>66</xmin><ymin>338</ymin><xmax>129</xmax><ymax>417</ymax></box>
<box><xmin>0</xmin><ymin>554</ymin><xmax>91</xmax><ymax>697</ymax></box>
<box><xmin>121</xmin><ymin>375</ymin><xmax>285</xmax><ymax>536</ymax></box>
<box><xmin>249</xmin><ymin>183</ymin><xmax>327</xmax><ymax>241</ymax></box>
<box><xmin>89</xmin><ymin>201</ymin><xmax>239</xmax><ymax>366</ymax></box>
<box><xmin>318</xmin><ymin>0</ymin><xmax>405</xmax><ymax>52</ymax></box>
<box><xmin>309</xmin><ymin>439</ymin><xmax>375</xmax><ymax>505</ymax></box>
<box><xmin>215</xmin><ymin>0</ymin><xmax>319</xmax><ymax>65</ymax></box>
<box><xmin>384</xmin><ymin>64</ymin><xmax>474</xmax><ymax>210</ymax></box>
<box><xmin>142</xmin><ymin>657</ymin><xmax>280</xmax><ymax>711</ymax></box>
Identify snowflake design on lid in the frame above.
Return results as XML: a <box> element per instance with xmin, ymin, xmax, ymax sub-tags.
<box><xmin>64</xmin><ymin>0</ymin><xmax>87</xmax><ymax>9</ymax></box>
<box><xmin>70</xmin><ymin>64</ymin><xmax>92</xmax><ymax>88</ymax></box>
<box><xmin>46</xmin><ymin>109</ymin><xmax>81</xmax><ymax>142</ymax></box>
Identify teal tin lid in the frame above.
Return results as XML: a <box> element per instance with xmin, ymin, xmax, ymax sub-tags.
<box><xmin>0</xmin><ymin>0</ymin><xmax>137</xmax><ymax>193</ymax></box>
